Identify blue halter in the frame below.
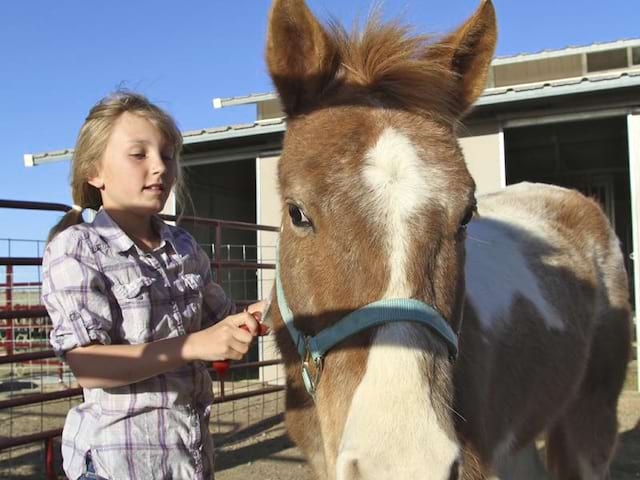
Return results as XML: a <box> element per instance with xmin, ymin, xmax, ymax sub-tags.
<box><xmin>275</xmin><ymin>259</ymin><xmax>459</xmax><ymax>398</ymax></box>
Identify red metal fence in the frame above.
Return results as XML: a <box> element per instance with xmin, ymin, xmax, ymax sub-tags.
<box><xmin>0</xmin><ymin>199</ymin><xmax>284</xmax><ymax>479</ymax></box>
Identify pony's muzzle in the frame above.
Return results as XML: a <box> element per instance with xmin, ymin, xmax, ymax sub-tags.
<box><xmin>336</xmin><ymin>449</ymin><xmax>461</xmax><ymax>480</ymax></box>
<box><xmin>336</xmin><ymin>451</ymin><xmax>362</xmax><ymax>480</ymax></box>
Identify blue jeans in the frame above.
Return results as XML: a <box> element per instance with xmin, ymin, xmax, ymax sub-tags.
<box><xmin>78</xmin><ymin>453</ymin><xmax>106</xmax><ymax>480</ymax></box>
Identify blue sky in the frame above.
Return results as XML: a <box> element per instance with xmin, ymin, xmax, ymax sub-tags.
<box><xmin>1</xmin><ymin>0</ymin><xmax>639</xmax><ymax>247</ymax></box>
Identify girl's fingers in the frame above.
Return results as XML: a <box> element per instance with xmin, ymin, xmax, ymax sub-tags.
<box><xmin>242</xmin><ymin>314</ymin><xmax>260</xmax><ymax>336</ymax></box>
<box><xmin>230</xmin><ymin>311</ymin><xmax>252</xmax><ymax>326</ymax></box>
<box><xmin>231</xmin><ymin>311</ymin><xmax>260</xmax><ymax>336</ymax></box>
<box><xmin>231</xmin><ymin>323</ymin><xmax>254</xmax><ymax>343</ymax></box>
<box><xmin>247</xmin><ymin>300</ymin><xmax>267</xmax><ymax>316</ymax></box>
<box><xmin>228</xmin><ymin>312</ymin><xmax>251</xmax><ymax>331</ymax></box>
<box><xmin>226</xmin><ymin>339</ymin><xmax>249</xmax><ymax>359</ymax></box>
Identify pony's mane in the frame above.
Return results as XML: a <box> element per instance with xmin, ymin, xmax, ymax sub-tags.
<box><xmin>324</xmin><ymin>14</ymin><xmax>461</xmax><ymax>122</ymax></box>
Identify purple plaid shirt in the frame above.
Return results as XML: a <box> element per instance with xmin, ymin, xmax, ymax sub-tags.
<box><xmin>42</xmin><ymin>210</ymin><xmax>234</xmax><ymax>480</ymax></box>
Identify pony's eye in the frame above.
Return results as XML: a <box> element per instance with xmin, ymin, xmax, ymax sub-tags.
<box><xmin>460</xmin><ymin>207</ymin><xmax>475</xmax><ymax>228</ymax></box>
<box><xmin>288</xmin><ymin>204</ymin><xmax>312</xmax><ymax>228</ymax></box>
<box><xmin>457</xmin><ymin>205</ymin><xmax>476</xmax><ymax>238</ymax></box>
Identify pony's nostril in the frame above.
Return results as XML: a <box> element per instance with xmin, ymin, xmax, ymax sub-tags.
<box><xmin>448</xmin><ymin>460</ymin><xmax>460</xmax><ymax>480</ymax></box>
<box><xmin>337</xmin><ymin>453</ymin><xmax>361</xmax><ymax>480</ymax></box>
<box><xmin>347</xmin><ymin>459</ymin><xmax>359</xmax><ymax>477</ymax></box>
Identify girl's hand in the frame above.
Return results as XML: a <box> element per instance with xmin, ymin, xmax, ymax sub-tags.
<box><xmin>247</xmin><ymin>299</ymin><xmax>268</xmax><ymax>321</ymax></box>
<box><xmin>185</xmin><ymin>311</ymin><xmax>260</xmax><ymax>362</ymax></box>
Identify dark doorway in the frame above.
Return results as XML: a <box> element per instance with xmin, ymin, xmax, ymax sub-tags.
<box><xmin>179</xmin><ymin>159</ymin><xmax>260</xmax><ymax>371</ymax></box>
<box><xmin>505</xmin><ymin>117</ymin><xmax>633</xmax><ymax>296</ymax></box>
<box><xmin>179</xmin><ymin>159</ymin><xmax>258</xmax><ymax>303</ymax></box>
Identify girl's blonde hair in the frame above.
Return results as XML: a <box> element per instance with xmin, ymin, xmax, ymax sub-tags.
<box><xmin>48</xmin><ymin>91</ymin><xmax>185</xmax><ymax>242</ymax></box>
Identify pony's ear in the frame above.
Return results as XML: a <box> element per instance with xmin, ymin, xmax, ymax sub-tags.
<box><xmin>426</xmin><ymin>0</ymin><xmax>497</xmax><ymax>115</ymax></box>
<box><xmin>266</xmin><ymin>0</ymin><xmax>340</xmax><ymax>117</ymax></box>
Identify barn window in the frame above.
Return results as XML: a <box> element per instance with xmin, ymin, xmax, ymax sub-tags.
<box><xmin>586</xmin><ymin>48</ymin><xmax>628</xmax><ymax>72</ymax></box>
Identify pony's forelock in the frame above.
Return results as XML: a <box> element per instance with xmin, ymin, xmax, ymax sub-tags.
<box><xmin>318</xmin><ymin>14</ymin><xmax>460</xmax><ymax>123</ymax></box>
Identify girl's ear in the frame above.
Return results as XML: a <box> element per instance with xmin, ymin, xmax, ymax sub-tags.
<box><xmin>87</xmin><ymin>173</ymin><xmax>105</xmax><ymax>190</ymax></box>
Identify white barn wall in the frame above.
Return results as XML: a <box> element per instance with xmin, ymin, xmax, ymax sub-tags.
<box><xmin>458</xmin><ymin>123</ymin><xmax>503</xmax><ymax>195</ymax></box>
<box><xmin>258</xmin><ymin>99</ymin><xmax>284</xmax><ymax>121</ymax></box>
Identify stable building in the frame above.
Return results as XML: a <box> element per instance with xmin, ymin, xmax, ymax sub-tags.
<box><xmin>26</xmin><ymin>38</ymin><xmax>640</xmax><ymax>384</ymax></box>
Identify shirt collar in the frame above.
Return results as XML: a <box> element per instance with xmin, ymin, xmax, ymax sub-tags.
<box><xmin>151</xmin><ymin>214</ymin><xmax>178</xmax><ymax>252</ymax></box>
<box><xmin>93</xmin><ymin>209</ymin><xmax>177</xmax><ymax>254</ymax></box>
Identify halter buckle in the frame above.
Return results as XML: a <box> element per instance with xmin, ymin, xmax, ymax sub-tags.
<box><xmin>300</xmin><ymin>336</ymin><xmax>323</xmax><ymax>400</ymax></box>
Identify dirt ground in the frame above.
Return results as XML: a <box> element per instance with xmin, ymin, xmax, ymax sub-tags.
<box><xmin>214</xmin><ymin>393</ymin><xmax>640</xmax><ymax>480</ymax></box>
<box><xmin>222</xmin><ymin>359</ymin><xmax>639</xmax><ymax>480</ymax></box>
<box><xmin>0</xmin><ymin>370</ymin><xmax>638</xmax><ymax>479</ymax></box>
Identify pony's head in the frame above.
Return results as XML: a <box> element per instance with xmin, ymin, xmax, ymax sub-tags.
<box><xmin>267</xmin><ymin>1</ymin><xmax>496</xmax><ymax>478</ymax></box>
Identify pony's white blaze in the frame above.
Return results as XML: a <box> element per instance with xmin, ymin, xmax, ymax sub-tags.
<box><xmin>362</xmin><ymin>127</ymin><xmax>445</xmax><ymax>298</ymax></box>
<box><xmin>337</xmin><ymin>324</ymin><xmax>459</xmax><ymax>480</ymax></box>
<box><xmin>339</xmin><ymin>129</ymin><xmax>458</xmax><ymax>479</ymax></box>
<box><xmin>465</xmin><ymin>217</ymin><xmax>565</xmax><ymax>331</ymax></box>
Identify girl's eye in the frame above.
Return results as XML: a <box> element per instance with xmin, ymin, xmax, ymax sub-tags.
<box><xmin>131</xmin><ymin>152</ymin><xmax>146</xmax><ymax>159</ymax></box>
<box><xmin>288</xmin><ymin>204</ymin><xmax>312</xmax><ymax>228</ymax></box>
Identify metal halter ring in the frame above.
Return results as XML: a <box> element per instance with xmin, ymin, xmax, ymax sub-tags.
<box><xmin>300</xmin><ymin>337</ymin><xmax>323</xmax><ymax>400</ymax></box>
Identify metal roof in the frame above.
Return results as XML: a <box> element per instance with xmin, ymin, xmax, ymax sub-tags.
<box><xmin>213</xmin><ymin>92</ymin><xmax>277</xmax><ymax>109</ymax></box>
<box><xmin>181</xmin><ymin>117</ymin><xmax>286</xmax><ymax>144</ymax></box>
<box><xmin>210</xmin><ymin>70</ymin><xmax>640</xmax><ymax>111</ymax></box>
<box><xmin>24</xmin><ymin>118</ymin><xmax>287</xmax><ymax>167</ymax></box>
<box><xmin>23</xmin><ymin>149</ymin><xmax>74</xmax><ymax>167</ymax></box>
<box><xmin>476</xmin><ymin>70</ymin><xmax>640</xmax><ymax>106</ymax></box>
<box><xmin>25</xmin><ymin>54</ymin><xmax>640</xmax><ymax>167</ymax></box>
<box><xmin>213</xmin><ymin>92</ymin><xmax>278</xmax><ymax>109</ymax></box>
<box><xmin>213</xmin><ymin>38</ymin><xmax>640</xmax><ymax>108</ymax></box>
<box><xmin>493</xmin><ymin>38</ymin><xmax>640</xmax><ymax>65</ymax></box>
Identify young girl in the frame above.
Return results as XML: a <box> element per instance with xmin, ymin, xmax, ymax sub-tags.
<box><xmin>42</xmin><ymin>91</ymin><xmax>264</xmax><ymax>480</ymax></box>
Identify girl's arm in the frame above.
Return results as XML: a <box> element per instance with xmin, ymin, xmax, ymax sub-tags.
<box><xmin>43</xmin><ymin>229</ymin><xmax>264</xmax><ymax>389</ymax></box>
<box><xmin>66</xmin><ymin>310</ymin><xmax>260</xmax><ymax>389</ymax></box>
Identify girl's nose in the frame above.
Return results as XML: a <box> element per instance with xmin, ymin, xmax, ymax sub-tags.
<box><xmin>150</xmin><ymin>151</ymin><xmax>167</xmax><ymax>175</ymax></box>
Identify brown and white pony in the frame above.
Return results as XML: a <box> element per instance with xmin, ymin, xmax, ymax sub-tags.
<box><xmin>265</xmin><ymin>1</ymin><xmax>631</xmax><ymax>478</ymax></box>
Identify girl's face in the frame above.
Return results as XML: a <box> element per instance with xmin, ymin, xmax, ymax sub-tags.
<box><xmin>89</xmin><ymin>112</ymin><xmax>177</xmax><ymax>218</ymax></box>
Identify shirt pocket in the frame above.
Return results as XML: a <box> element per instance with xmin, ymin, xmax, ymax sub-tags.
<box><xmin>174</xmin><ymin>273</ymin><xmax>204</xmax><ymax>332</ymax></box>
<box><xmin>111</xmin><ymin>276</ymin><xmax>155</xmax><ymax>343</ymax></box>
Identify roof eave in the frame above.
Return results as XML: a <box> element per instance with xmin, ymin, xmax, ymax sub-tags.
<box><xmin>25</xmin><ymin>73</ymin><xmax>640</xmax><ymax>167</ymax></box>
<box><xmin>212</xmin><ymin>93</ymin><xmax>278</xmax><ymax>109</ymax></box>
<box><xmin>476</xmin><ymin>72</ymin><xmax>640</xmax><ymax>107</ymax></box>
<box><xmin>25</xmin><ymin>119</ymin><xmax>287</xmax><ymax>167</ymax></box>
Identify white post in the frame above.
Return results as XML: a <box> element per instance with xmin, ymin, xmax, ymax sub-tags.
<box><xmin>256</xmin><ymin>155</ymin><xmax>283</xmax><ymax>385</ymax></box>
<box><xmin>627</xmin><ymin>112</ymin><xmax>640</xmax><ymax>391</ymax></box>
<box><xmin>498</xmin><ymin>124</ymin><xmax>507</xmax><ymax>189</ymax></box>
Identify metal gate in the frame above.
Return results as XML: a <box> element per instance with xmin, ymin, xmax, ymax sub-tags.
<box><xmin>0</xmin><ymin>199</ymin><xmax>284</xmax><ymax>479</ymax></box>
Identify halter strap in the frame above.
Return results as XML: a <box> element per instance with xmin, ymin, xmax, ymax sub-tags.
<box><xmin>275</xmin><ymin>261</ymin><xmax>459</xmax><ymax>364</ymax></box>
